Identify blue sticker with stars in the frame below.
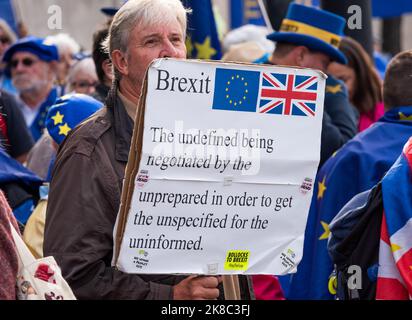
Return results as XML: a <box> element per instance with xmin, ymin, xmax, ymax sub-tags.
<box><xmin>212</xmin><ymin>68</ymin><xmax>260</xmax><ymax>113</ymax></box>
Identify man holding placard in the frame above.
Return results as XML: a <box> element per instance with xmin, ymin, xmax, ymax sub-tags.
<box><xmin>43</xmin><ymin>0</ymin><xmax>228</xmax><ymax>300</ymax></box>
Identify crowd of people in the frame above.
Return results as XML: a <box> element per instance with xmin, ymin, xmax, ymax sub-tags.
<box><xmin>0</xmin><ymin>0</ymin><xmax>411</xmax><ymax>300</ymax></box>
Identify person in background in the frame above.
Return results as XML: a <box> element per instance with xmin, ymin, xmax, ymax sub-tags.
<box><xmin>222</xmin><ymin>41</ymin><xmax>270</xmax><ymax>64</ymax></box>
<box><xmin>26</xmin><ymin>62</ymin><xmax>98</xmax><ymax>181</ymax></box>
<box><xmin>287</xmin><ymin>50</ymin><xmax>412</xmax><ymax>300</ymax></box>
<box><xmin>266</xmin><ymin>3</ymin><xmax>358</xmax><ymax>167</ymax></box>
<box><xmin>67</xmin><ymin>57</ymin><xmax>98</xmax><ymax>95</ymax></box>
<box><xmin>328</xmin><ymin>37</ymin><xmax>384</xmax><ymax>132</ymax></box>
<box><xmin>44</xmin><ymin>0</ymin><xmax>252</xmax><ymax>300</ymax></box>
<box><xmin>2</xmin><ymin>37</ymin><xmax>60</xmax><ymax>142</ymax></box>
<box><xmin>91</xmin><ymin>27</ymin><xmax>113</xmax><ymax>103</ymax></box>
<box><xmin>222</xmin><ymin>24</ymin><xmax>274</xmax><ymax>57</ymax></box>
<box><xmin>0</xmin><ymin>19</ymin><xmax>17</xmax><ymax>94</ymax></box>
<box><xmin>23</xmin><ymin>93</ymin><xmax>103</xmax><ymax>259</ymax></box>
<box><xmin>0</xmin><ymin>190</ymin><xmax>20</xmax><ymax>300</ymax></box>
<box><xmin>44</xmin><ymin>33</ymin><xmax>80</xmax><ymax>91</ymax></box>
<box><xmin>0</xmin><ymin>89</ymin><xmax>34</xmax><ymax>163</ymax></box>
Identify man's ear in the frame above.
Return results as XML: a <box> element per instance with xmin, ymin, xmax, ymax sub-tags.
<box><xmin>294</xmin><ymin>46</ymin><xmax>310</xmax><ymax>67</ymax></box>
<box><xmin>111</xmin><ymin>49</ymin><xmax>128</xmax><ymax>77</ymax></box>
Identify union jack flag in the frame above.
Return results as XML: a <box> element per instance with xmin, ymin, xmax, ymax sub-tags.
<box><xmin>258</xmin><ymin>72</ymin><xmax>318</xmax><ymax>116</ymax></box>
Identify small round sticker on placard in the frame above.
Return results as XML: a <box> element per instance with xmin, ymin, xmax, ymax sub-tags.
<box><xmin>136</xmin><ymin>170</ymin><xmax>149</xmax><ymax>189</ymax></box>
<box><xmin>300</xmin><ymin>177</ymin><xmax>313</xmax><ymax>194</ymax></box>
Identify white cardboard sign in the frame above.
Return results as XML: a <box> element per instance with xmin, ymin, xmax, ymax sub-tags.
<box><xmin>114</xmin><ymin>59</ymin><xmax>325</xmax><ymax>275</ymax></box>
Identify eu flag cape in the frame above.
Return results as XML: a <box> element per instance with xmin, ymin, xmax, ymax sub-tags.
<box><xmin>286</xmin><ymin>106</ymin><xmax>412</xmax><ymax>299</ymax></box>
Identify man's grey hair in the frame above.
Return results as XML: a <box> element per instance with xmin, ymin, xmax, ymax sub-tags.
<box><xmin>102</xmin><ymin>0</ymin><xmax>190</xmax><ymax>80</ymax></box>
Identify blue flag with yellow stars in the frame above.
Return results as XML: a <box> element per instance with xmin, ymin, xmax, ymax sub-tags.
<box><xmin>182</xmin><ymin>0</ymin><xmax>222</xmax><ymax>60</ymax></box>
<box><xmin>212</xmin><ymin>68</ymin><xmax>260</xmax><ymax>112</ymax></box>
<box><xmin>285</xmin><ymin>106</ymin><xmax>412</xmax><ymax>299</ymax></box>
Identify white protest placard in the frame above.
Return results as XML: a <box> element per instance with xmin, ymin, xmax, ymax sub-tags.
<box><xmin>113</xmin><ymin>58</ymin><xmax>325</xmax><ymax>275</ymax></box>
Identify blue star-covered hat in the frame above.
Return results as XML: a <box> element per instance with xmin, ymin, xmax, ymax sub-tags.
<box><xmin>267</xmin><ymin>3</ymin><xmax>347</xmax><ymax>64</ymax></box>
<box><xmin>46</xmin><ymin>94</ymin><xmax>103</xmax><ymax>145</ymax></box>
<box><xmin>2</xmin><ymin>36</ymin><xmax>59</xmax><ymax>63</ymax></box>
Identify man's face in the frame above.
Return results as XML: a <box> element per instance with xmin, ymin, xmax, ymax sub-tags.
<box><xmin>299</xmin><ymin>50</ymin><xmax>331</xmax><ymax>73</ymax></box>
<box><xmin>70</xmin><ymin>69</ymin><xmax>98</xmax><ymax>95</ymax></box>
<box><xmin>56</xmin><ymin>51</ymin><xmax>75</xmax><ymax>84</ymax></box>
<box><xmin>124</xmin><ymin>20</ymin><xmax>186</xmax><ymax>90</ymax></box>
<box><xmin>10</xmin><ymin>51</ymin><xmax>52</xmax><ymax>93</ymax></box>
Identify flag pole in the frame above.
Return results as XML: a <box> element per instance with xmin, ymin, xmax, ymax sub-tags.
<box><xmin>257</xmin><ymin>0</ymin><xmax>274</xmax><ymax>31</ymax></box>
<box><xmin>223</xmin><ymin>275</ymin><xmax>241</xmax><ymax>300</ymax></box>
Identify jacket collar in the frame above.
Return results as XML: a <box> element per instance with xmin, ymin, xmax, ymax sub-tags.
<box><xmin>107</xmin><ymin>90</ymin><xmax>134</xmax><ymax>163</ymax></box>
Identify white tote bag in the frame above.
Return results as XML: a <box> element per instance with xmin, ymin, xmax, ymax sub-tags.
<box><xmin>10</xmin><ymin>223</ymin><xmax>76</xmax><ymax>300</ymax></box>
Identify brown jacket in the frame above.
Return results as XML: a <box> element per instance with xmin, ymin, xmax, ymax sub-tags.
<box><xmin>44</xmin><ymin>89</ymin><xmax>186</xmax><ymax>299</ymax></box>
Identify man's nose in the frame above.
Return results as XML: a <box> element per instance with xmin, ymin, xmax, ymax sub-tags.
<box><xmin>12</xmin><ymin>62</ymin><xmax>27</xmax><ymax>74</ymax></box>
<box><xmin>160</xmin><ymin>39</ymin><xmax>178</xmax><ymax>58</ymax></box>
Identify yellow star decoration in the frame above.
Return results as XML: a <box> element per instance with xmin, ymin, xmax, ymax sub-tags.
<box><xmin>326</xmin><ymin>84</ymin><xmax>342</xmax><ymax>94</ymax></box>
<box><xmin>225</xmin><ymin>75</ymin><xmax>248</xmax><ymax>107</ymax></box>
<box><xmin>399</xmin><ymin>112</ymin><xmax>412</xmax><ymax>121</ymax></box>
<box><xmin>194</xmin><ymin>36</ymin><xmax>216</xmax><ymax>59</ymax></box>
<box><xmin>391</xmin><ymin>243</ymin><xmax>401</xmax><ymax>252</ymax></box>
<box><xmin>317</xmin><ymin>176</ymin><xmax>327</xmax><ymax>199</ymax></box>
<box><xmin>58</xmin><ymin>123</ymin><xmax>71</xmax><ymax>136</ymax></box>
<box><xmin>328</xmin><ymin>274</ymin><xmax>337</xmax><ymax>295</ymax></box>
<box><xmin>319</xmin><ymin>221</ymin><xmax>330</xmax><ymax>240</ymax></box>
<box><xmin>51</xmin><ymin>111</ymin><xmax>64</xmax><ymax>125</ymax></box>
<box><xmin>185</xmin><ymin>36</ymin><xmax>193</xmax><ymax>58</ymax></box>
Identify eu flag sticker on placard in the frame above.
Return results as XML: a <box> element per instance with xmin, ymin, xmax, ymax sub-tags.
<box><xmin>212</xmin><ymin>68</ymin><xmax>260</xmax><ymax>113</ymax></box>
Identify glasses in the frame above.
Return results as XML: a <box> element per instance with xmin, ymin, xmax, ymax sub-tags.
<box><xmin>0</xmin><ymin>36</ymin><xmax>10</xmax><ymax>44</ymax></box>
<box><xmin>10</xmin><ymin>57</ymin><xmax>38</xmax><ymax>69</ymax></box>
<box><xmin>72</xmin><ymin>81</ymin><xmax>97</xmax><ymax>89</ymax></box>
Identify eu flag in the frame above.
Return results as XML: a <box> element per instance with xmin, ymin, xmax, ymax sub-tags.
<box><xmin>183</xmin><ymin>0</ymin><xmax>222</xmax><ymax>60</ymax></box>
<box><xmin>212</xmin><ymin>68</ymin><xmax>260</xmax><ymax>113</ymax></box>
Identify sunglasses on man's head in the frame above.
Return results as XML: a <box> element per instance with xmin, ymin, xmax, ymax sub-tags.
<box><xmin>10</xmin><ymin>57</ymin><xmax>37</xmax><ymax>69</ymax></box>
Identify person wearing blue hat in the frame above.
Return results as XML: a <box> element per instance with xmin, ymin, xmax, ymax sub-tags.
<box><xmin>46</xmin><ymin>93</ymin><xmax>103</xmax><ymax>146</ymax></box>
<box><xmin>267</xmin><ymin>3</ymin><xmax>358</xmax><ymax>166</ymax></box>
<box><xmin>22</xmin><ymin>93</ymin><xmax>103</xmax><ymax>259</ymax></box>
<box><xmin>2</xmin><ymin>36</ymin><xmax>61</xmax><ymax>142</ymax></box>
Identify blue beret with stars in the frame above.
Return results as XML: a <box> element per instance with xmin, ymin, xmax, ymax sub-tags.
<box><xmin>46</xmin><ymin>93</ymin><xmax>103</xmax><ymax>145</ymax></box>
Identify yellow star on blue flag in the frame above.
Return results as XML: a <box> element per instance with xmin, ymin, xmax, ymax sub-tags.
<box><xmin>59</xmin><ymin>123</ymin><xmax>71</xmax><ymax>136</ymax></box>
<box><xmin>182</xmin><ymin>0</ymin><xmax>221</xmax><ymax>60</ymax></box>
